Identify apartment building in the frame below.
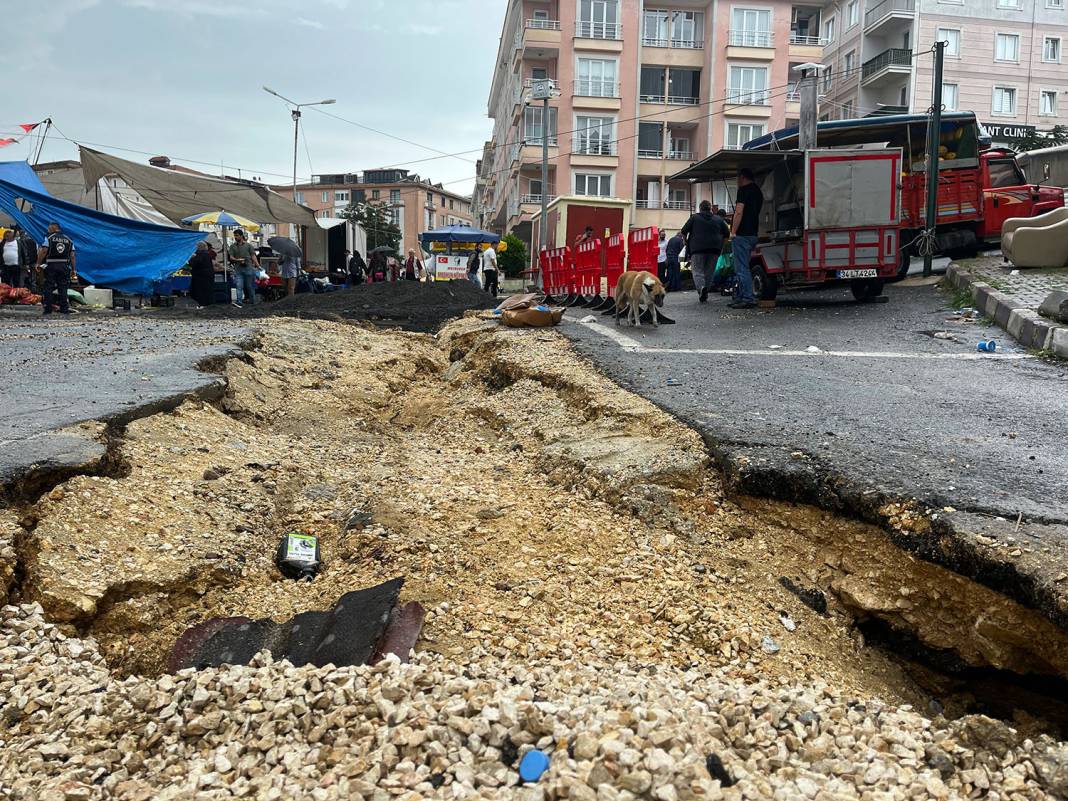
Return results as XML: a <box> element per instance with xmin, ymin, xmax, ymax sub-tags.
<box><xmin>280</xmin><ymin>169</ymin><xmax>473</xmax><ymax>255</ymax></box>
<box><xmin>819</xmin><ymin>0</ymin><xmax>1068</xmax><ymax>143</ymax></box>
<box><xmin>475</xmin><ymin>0</ymin><xmax>829</xmax><ymax>240</ymax></box>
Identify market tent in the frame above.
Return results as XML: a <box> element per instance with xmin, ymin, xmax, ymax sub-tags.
<box><xmin>0</xmin><ymin>161</ymin><xmax>48</xmax><ymax>195</ymax></box>
<box><xmin>80</xmin><ymin>147</ymin><xmax>317</xmax><ymax>227</ymax></box>
<box><xmin>419</xmin><ymin>224</ymin><xmax>501</xmax><ymax>246</ymax></box>
<box><xmin>0</xmin><ymin>171</ymin><xmax>207</xmax><ymax>294</ymax></box>
<box><xmin>37</xmin><ymin>165</ymin><xmax>176</xmax><ymax>227</ymax></box>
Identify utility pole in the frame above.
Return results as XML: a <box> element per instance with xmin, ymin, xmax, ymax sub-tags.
<box><xmin>924</xmin><ymin>40</ymin><xmax>947</xmax><ymax>278</ymax></box>
<box><xmin>530</xmin><ymin>78</ymin><xmax>557</xmax><ymax>251</ymax></box>
<box><xmin>793</xmin><ymin>63</ymin><xmax>824</xmax><ymax>151</ymax></box>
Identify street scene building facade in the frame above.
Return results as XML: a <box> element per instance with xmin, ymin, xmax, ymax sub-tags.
<box><xmin>475</xmin><ymin>0</ymin><xmax>1068</xmax><ymax>245</ymax></box>
<box><xmin>280</xmin><ymin>169</ymin><xmax>474</xmax><ymax>255</ymax></box>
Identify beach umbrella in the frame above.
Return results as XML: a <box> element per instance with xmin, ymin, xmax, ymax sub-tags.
<box><xmin>181</xmin><ymin>210</ymin><xmax>261</xmax><ymax>231</ymax></box>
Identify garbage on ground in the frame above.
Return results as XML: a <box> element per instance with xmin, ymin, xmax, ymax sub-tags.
<box><xmin>167</xmin><ymin>577</ymin><xmax>424</xmax><ymax>672</ymax></box>
<box><xmin>761</xmin><ymin>635</ymin><xmax>781</xmax><ymax>654</ymax></box>
<box><xmin>779</xmin><ymin>613</ymin><xmax>797</xmax><ymax>632</ymax></box>
<box><xmin>933</xmin><ymin>331</ymin><xmax>958</xmax><ymax>341</ymax></box>
<box><xmin>976</xmin><ymin>340</ymin><xmax>998</xmax><ymax>353</ymax></box>
<box><xmin>519</xmin><ymin>750</ymin><xmax>550</xmax><ymax>783</ymax></box>
<box><xmin>276</xmin><ymin>531</ymin><xmax>321</xmax><ymax>581</ymax></box>
<box><xmin>501</xmin><ymin>306</ymin><xmax>565</xmax><ymax>328</ymax></box>
<box><xmin>947</xmin><ymin>307</ymin><xmax>979</xmax><ymax>323</ymax></box>
<box><xmin>579</xmin><ymin>315</ymin><xmax>598</xmax><ymax>323</ymax></box>
<box><xmin>804</xmin><ymin>346</ymin><xmax>822</xmax><ymax>354</ymax></box>
<box><xmin>495</xmin><ymin>293</ymin><xmax>540</xmax><ymax>312</ymax></box>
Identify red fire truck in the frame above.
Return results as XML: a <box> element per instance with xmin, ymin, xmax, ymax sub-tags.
<box><xmin>743</xmin><ymin>113</ymin><xmax>1064</xmax><ymax>276</ymax></box>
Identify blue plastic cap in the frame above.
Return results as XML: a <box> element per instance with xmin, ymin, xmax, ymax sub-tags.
<box><xmin>519</xmin><ymin>750</ymin><xmax>550</xmax><ymax>782</ymax></box>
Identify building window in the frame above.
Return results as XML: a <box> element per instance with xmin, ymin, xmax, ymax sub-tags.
<box><xmin>638</xmin><ymin>121</ymin><xmax>665</xmax><ymax>157</ymax></box>
<box><xmin>844</xmin><ymin>50</ymin><xmax>856</xmax><ymax>74</ymax></box>
<box><xmin>726</xmin><ymin>122</ymin><xmax>765</xmax><ymax>148</ymax></box>
<box><xmin>575</xmin><ymin>115</ymin><xmax>616</xmax><ymax>155</ymax></box>
<box><xmin>996</xmin><ymin>0</ymin><xmax>1020</xmax><ymax>7</ymax></box>
<box><xmin>642</xmin><ymin>8</ymin><xmax>668</xmax><ymax>46</ymax></box>
<box><xmin>577</xmin><ymin>0</ymin><xmax>620</xmax><ymax>39</ymax></box>
<box><xmin>822</xmin><ymin>64</ymin><xmax>834</xmax><ymax>93</ymax></box>
<box><xmin>1049</xmin><ymin>0</ymin><xmax>1065</xmax><ymax>9</ymax></box>
<box><xmin>942</xmin><ymin>83</ymin><xmax>959</xmax><ymax>111</ymax></box>
<box><xmin>321</xmin><ymin>191</ymin><xmax>329</xmax><ymax>203</ymax></box>
<box><xmin>992</xmin><ymin>86</ymin><xmax>1017</xmax><ymax>116</ymax></box>
<box><xmin>995</xmin><ymin>33</ymin><xmax>1020</xmax><ymax>62</ymax></box>
<box><xmin>426</xmin><ymin>210</ymin><xmax>435</xmax><ymax>229</ymax></box>
<box><xmin>671</xmin><ymin>10</ymin><xmax>703</xmax><ymax>47</ymax></box>
<box><xmin>390</xmin><ymin>208</ymin><xmax>401</xmax><ymax>227</ymax></box>
<box><xmin>372</xmin><ymin>189</ymin><xmax>380</xmax><ymax>200</ymax></box>
<box><xmin>295</xmin><ymin>191</ymin><xmax>305</xmax><ymax>204</ymax></box>
<box><xmin>842</xmin><ymin>100</ymin><xmax>855</xmax><ymax>119</ymax></box>
<box><xmin>523</xmin><ymin>105</ymin><xmax>558</xmax><ymax>144</ymax></box>
<box><xmin>1041</xmin><ymin>89</ymin><xmax>1059</xmax><ymax>115</ymax></box>
<box><xmin>727</xmin><ymin>65</ymin><xmax>769</xmax><ymax>105</ymax></box>
<box><xmin>334</xmin><ymin>191</ymin><xmax>349</xmax><ymax>203</ymax></box>
<box><xmin>576</xmin><ymin>58</ymin><xmax>618</xmax><ymax>97</ymax></box>
<box><xmin>730</xmin><ymin>7</ymin><xmax>772</xmax><ymax>47</ymax></box>
<box><xmin>1044</xmin><ymin>36</ymin><xmax>1062</xmax><ymax>63</ymax></box>
<box><xmin>640</xmin><ymin>66</ymin><xmax>667</xmax><ymax>103</ymax></box>
<box><xmin>670</xmin><ymin>134</ymin><xmax>691</xmax><ymax>159</ymax></box>
<box><xmin>936</xmin><ymin>28</ymin><xmax>961</xmax><ymax>57</ymax></box>
<box><xmin>846</xmin><ymin>0</ymin><xmax>858</xmax><ymax>28</ymax></box>
<box><xmin>668</xmin><ymin>68</ymin><xmax>701</xmax><ymax>104</ymax></box>
<box><xmin>449</xmin><ymin>199</ymin><xmax>455</xmax><ymax>210</ymax></box>
<box><xmin>441</xmin><ymin>195</ymin><xmax>446</xmax><ymax>207</ymax></box>
<box><xmin>823</xmin><ymin>15</ymin><xmax>835</xmax><ymax>44</ymax></box>
<box><xmin>574</xmin><ymin>173</ymin><xmax>612</xmax><ymax>196</ymax></box>
<box><xmin>390</xmin><ymin>189</ymin><xmax>401</xmax><ymax>204</ymax></box>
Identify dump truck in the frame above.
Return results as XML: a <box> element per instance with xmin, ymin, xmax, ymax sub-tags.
<box><xmin>743</xmin><ymin>113</ymin><xmax>1064</xmax><ymax>276</ymax></box>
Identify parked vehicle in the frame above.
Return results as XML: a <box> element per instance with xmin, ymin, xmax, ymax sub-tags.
<box><xmin>744</xmin><ymin>113</ymin><xmax>1065</xmax><ymax>276</ymax></box>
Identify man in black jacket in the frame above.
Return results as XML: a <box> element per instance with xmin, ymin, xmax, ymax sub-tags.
<box><xmin>664</xmin><ymin>231</ymin><xmax>685</xmax><ymax>292</ymax></box>
<box><xmin>681</xmin><ymin>200</ymin><xmax>730</xmax><ymax>303</ymax></box>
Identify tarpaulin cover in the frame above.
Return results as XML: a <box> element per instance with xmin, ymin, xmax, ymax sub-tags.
<box><xmin>0</xmin><ymin>161</ymin><xmax>48</xmax><ymax>195</ymax></box>
<box><xmin>0</xmin><ymin>170</ymin><xmax>207</xmax><ymax>294</ymax></box>
<box><xmin>38</xmin><ymin>166</ymin><xmax>176</xmax><ymax>227</ymax></box>
<box><xmin>81</xmin><ymin>147</ymin><xmax>317</xmax><ymax>227</ymax></box>
<box><xmin>419</xmin><ymin>223</ymin><xmax>501</xmax><ymax>245</ymax></box>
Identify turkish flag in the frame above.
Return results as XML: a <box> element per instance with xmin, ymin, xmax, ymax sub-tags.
<box><xmin>18</xmin><ymin>123</ymin><xmax>38</xmax><ymax>133</ymax></box>
<box><xmin>0</xmin><ymin>139</ymin><xmax>16</xmax><ymax>147</ymax></box>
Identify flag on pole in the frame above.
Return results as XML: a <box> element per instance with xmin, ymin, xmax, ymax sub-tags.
<box><xmin>0</xmin><ymin>139</ymin><xmax>16</xmax><ymax>148</ymax></box>
<box><xmin>18</xmin><ymin>123</ymin><xmax>39</xmax><ymax>133</ymax></box>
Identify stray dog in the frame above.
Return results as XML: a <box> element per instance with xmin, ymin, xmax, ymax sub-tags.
<box><xmin>615</xmin><ymin>270</ymin><xmax>667</xmax><ymax>327</ymax></box>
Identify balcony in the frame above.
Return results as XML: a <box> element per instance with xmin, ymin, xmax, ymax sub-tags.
<box><xmin>864</xmin><ymin>0</ymin><xmax>916</xmax><ymax>34</ymax></box>
<box><xmin>526</xmin><ymin>18</ymin><xmax>560</xmax><ymax>31</ymax></box>
<box><xmin>725</xmin><ymin>90</ymin><xmax>771</xmax><ymax>107</ymax></box>
<box><xmin>639</xmin><ymin>94</ymin><xmax>700</xmax><ymax>106</ymax></box>
<box><xmin>642</xmin><ymin>35</ymin><xmax>703</xmax><ymax>49</ymax></box>
<box><xmin>789</xmin><ymin>33</ymin><xmax>827</xmax><ymax>46</ymax></box>
<box><xmin>573</xmin><ymin>79</ymin><xmax>620</xmax><ymax>98</ymax></box>
<box><xmin>516</xmin><ymin>17</ymin><xmax>562</xmax><ymax>59</ymax></box>
<box><xmin>635</xmin><ymin>199</ymin><xmax>691</xmax><ymax>210</ymax></box>
<box><xmin>728</xmin><ymin>30</ymin><xmax>774</xmax><ymax>48</ymax></box>
<box><xmin>638</xmin><ymin>148</ymin><xmax>664</xmax><ymax>158</ymax></box>
<box><xmin>861</xmin><ymin>48</ymin><xmax>912</xmax><ymax>87</ymax></box>
<box><xmin>574</xmin><ymin>140</ymin><xmax>617</xmax><ymax>156</ymax></box>
<box><xmin>575</xmin><ymin>21</ymin><xmax>622</xmax><ymax>40</ymax></box>
<box><xmin>663</xmin><ymin>200</ymin><xmax>691</xmax><ymax>210</ymax></box>
<box><xmin>667</xmin><ymin>149</ymin><xmax>694</xmax><ymax>161</ymax></box>
<box><xmin>520</xmin><ymin>194</ymin><xmax>557</xmax><ymax>205</ymax></box>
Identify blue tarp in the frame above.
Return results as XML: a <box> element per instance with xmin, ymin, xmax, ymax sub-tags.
<box><xmin>0</xmin><ymin>162</ymin><xmax>206</xmax><ymax>294</ymax></box>
<box><xmin>419</xmin><ymin>224</ymin><xmax>501</xmax><ymax>245</ymax></box>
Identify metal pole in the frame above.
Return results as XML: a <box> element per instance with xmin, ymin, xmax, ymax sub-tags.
<box><xmin>924</xmin><ymin>40</ymin><xmax>947</xmax><ymax>278</ymax></box>
<box><xmin>539</xmin><ymin>95</ymin><xmax>550</xmax><ymax>251</ymax></box>
<box><xmin>799</xmin><ymin>70</ymin><xmax>819</xmax><ymax>151</ymax></box>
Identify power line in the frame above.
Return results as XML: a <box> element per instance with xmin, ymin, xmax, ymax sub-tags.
<box><xmin>306</xmin><ymin>105</ymin><xmax>477</xmax><ymax>165</ymax></box>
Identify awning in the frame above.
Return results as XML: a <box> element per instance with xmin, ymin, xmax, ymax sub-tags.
<box><xmin>743</xmin><ymin>112</ymin><xmax>981</xmax><ymax>152</ymax></box>
<box><xmin>80</xmin><ymin>147</ymin><xmax>317</xmax><ymax>227</ymax></box>
<box><xmin>418</xmin><ymin>223</ymin><xmax>500</xmax><ymax>245</ymax></box>
<box><xmin>669</xmin><ymin>149</ymin><xmax>805</xmax><ymax>183</ymax></box>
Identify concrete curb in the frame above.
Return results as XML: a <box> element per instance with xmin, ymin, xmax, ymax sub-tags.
<box><xmin>946</xmin><ymin>264</ymin><xmax>1068</xmax><ymax>357</ymax></box>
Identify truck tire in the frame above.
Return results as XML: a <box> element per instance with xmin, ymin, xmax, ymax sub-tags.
<box><xmin>751</xmin><ymin>263</ymin><xmax>778</xmax><ymax>301</ymax></box>
<box><xmin>851</xmin><ymin>279</ymin><xmax>885</xmax><ymax>302</ymax></box>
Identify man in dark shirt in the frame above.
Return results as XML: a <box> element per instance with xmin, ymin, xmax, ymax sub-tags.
<box><xmin>729</xmin><ymin>168</ymin><xmax>764</xmax><ymax>309</ymax></box>
<box><xmin>681</xmin><ymin>200</ymin><xmax>730</xmax><ymax>303</ymax></box>
<box><xmin>664</xmin><ymin>230</ymin><xmax>686</xmax><ymax>292</ymax></box>
<box><xmin>36</xmin><ymin>222</ymin><xmax>77</xmax><ymax>315</ymax></box>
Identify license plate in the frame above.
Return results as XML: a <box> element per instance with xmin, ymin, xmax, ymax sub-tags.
<box><xmin>837</xmin><ymin>269</ymin><xmax>878</xmax><ymax>279</ymax></box>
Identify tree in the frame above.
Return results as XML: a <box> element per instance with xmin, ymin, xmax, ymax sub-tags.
<box><xmin>1013</xmin><ymin>126</ymin><xmax>1068</xmax><ymax>153</ymax></box>
<box><xmin>339</xmin><ymin>202</ymin><xmax>402</xmax><ymax>252</ymax></box>
<box><xmin>498</xmin><ymin>234</ymin><xmax>529</xmax><ymax>279</ymax></box>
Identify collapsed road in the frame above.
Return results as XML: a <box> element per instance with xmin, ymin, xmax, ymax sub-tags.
<box><xmin>1</xmin><ymin>305</ymin><xmax>1067</xmax><ymax>799</ymax></box>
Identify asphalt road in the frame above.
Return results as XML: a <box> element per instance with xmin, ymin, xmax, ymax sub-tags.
<box><xmin>0</xmin><ymin>312</ymin><xmax>251</xmax><ymax>489</ymax></box>
<box><xmin>561</xmin><ymin>277</ymin><xmax>1068</xmax><ymax>626</ymax></box>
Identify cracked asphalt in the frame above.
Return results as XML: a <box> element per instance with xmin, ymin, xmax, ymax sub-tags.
<box><xmin>561</xmin><ymin>278</ymin><xmax>1068</xmax><ymax>624</ymax></box>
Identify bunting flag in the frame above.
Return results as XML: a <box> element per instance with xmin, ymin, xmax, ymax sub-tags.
<box><xmin>18</xmin><ymin>123</ymin><xmax>39</xmax><ymax>133</ymax></box>
<box><xmin>0</xmin><ymin>139</ymin><xmax>16</xmax><ymax>148</ymax></box>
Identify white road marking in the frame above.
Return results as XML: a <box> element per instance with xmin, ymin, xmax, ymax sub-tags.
<box><xmin>572</xmin><ymin>319</ymin><xmax>1032</xmax><ymax>362</ymax></box>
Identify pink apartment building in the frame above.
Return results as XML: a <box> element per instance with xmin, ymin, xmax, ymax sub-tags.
<box><xmin>475</xmin><ymin>0</ymin><xmax>829</xmax><ymax>241</ymax></box>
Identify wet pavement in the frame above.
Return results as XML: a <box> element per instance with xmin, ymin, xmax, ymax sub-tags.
<box><xmin>561</xmin><ymin>278</ymin><xmax>1068</xmax><ymax>626</ymax></box>
<box><xmin>0</xmin><ymin>313</ymin><xmax>252</xmax><ymax>487</ymax></box>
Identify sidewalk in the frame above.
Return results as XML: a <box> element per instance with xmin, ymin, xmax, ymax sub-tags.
<box><xmin>946</xmin><ymin>255</ymin><xmax>1068</xmax><ymax>357</ymax></box>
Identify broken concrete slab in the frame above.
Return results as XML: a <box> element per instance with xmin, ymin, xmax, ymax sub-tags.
<box><xmin>1039</xmin><ymin>289</ymin><xmax>1068</xmax><ymax>324</ymax></box>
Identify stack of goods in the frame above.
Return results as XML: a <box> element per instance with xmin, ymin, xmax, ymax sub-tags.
<box><xmin>0</xmin><ymin>284</ymin><xmax>41</xmax><ymax>305</ymax></box>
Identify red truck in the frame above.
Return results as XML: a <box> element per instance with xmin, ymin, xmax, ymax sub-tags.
<box><xmin>744</xmin><ymin>113</ymin><xmax>1065</xmax><ymax>276</ymax></box>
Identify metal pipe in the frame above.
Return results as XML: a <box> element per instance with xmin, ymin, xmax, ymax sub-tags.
<box><xmin>924</xmin><ymin>41</ymin><xmax>947</xmax><ymax>278</ymax></box>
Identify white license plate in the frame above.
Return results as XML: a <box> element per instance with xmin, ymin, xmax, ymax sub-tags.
<box><xmin>837</xmin><ymin>269</ymin><xmax>878</xmax><ymax>279</ymax></box>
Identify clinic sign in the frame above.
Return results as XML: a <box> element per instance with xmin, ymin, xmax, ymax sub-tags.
<box><xmin>982</xmin><ymin>123</ymin><xmax>1036</xmax><ymax>142</ymax></box>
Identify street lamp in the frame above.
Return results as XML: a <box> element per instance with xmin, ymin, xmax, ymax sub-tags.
<box><xmin>262</xmin><ymin>86</ymin><xmax>336</xmax><ymax>197</ymax></box>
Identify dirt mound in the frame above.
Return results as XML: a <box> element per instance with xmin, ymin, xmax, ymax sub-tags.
<box><xmin>165</xmin><ymin>279</ymin><xmax>497</xmax><ymax>332</ymax></box>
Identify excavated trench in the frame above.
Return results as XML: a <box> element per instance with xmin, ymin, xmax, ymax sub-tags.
<box><xmin>2</xmin><ymin>316</ymin><xmax>1068</xmax><ymax>738</ymax></box>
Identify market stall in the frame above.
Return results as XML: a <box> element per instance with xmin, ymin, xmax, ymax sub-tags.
<box><xmin>418</xmin><ymin>224</ymin><xmax>501</xmax><ymax>281</ymax></box>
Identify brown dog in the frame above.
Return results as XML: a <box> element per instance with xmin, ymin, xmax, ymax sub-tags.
<box><xmin>614</xmin><ymin>270</ymin><xmax>667</xmax><ymax>327</ymax></box>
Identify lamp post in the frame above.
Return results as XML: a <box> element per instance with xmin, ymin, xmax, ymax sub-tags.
<box><xmin>262</xmin><ymin>86</ymin><xmax>336</xmax><ymax>200</ymax></box>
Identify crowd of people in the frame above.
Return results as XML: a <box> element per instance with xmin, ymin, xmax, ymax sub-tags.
<box><xmin>346</xmin><ymin>248</ymin><xmax>431</xmax><ymax>285</ymax></box>
<box><xmin>1</xmin><ymin>222</ymin><xmax>80</xmax><ymax>314</ymax></box>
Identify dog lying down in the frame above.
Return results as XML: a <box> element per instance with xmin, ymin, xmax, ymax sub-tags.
<box><xmin>614</xmin><ymin>270</ymin><xmax>667</xmax><ymax>327</ymax></box>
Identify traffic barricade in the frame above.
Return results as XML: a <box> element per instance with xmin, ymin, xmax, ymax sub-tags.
<box><xmin>593</xmin><ymin>232</ymin><xmax>626</xmax><ymax>312</ymax></box>
<box><xmin>571</xmin><ymin>238</ymin><xmax>603</xmax><ymax>307</ymax></box>
<box><xmin>628</xmin><ymin>226</ymin><xmax>660</xmax><ymax>274</ymax></box>
<box><xmin>540</xmin><ymin>246</ymin><xmax>572</xmax><ymax>304</ymax></box>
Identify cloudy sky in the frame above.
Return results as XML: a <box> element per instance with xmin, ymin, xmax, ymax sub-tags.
<box><xmin>3</xmin><ymin>0</ymin><xmax>505</xmax><ymax>194</ymax></box>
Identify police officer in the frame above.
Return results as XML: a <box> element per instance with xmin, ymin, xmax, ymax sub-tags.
<box><xmin>35</xmin><ymin>222</ymin><xmax>77</xmax><ymax>315</ymax></box>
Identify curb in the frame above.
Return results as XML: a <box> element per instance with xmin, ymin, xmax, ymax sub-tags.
<box><xmin>946</xmin><ymin>264</ymin><xmax>1068</xmax><ymax>358</ymax></box>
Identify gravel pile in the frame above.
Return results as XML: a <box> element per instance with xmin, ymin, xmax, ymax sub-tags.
<box><xmin>3</xmin><ymin>603</ymin><xmax>1067</xmax><ymax>801</ymax></box>
<box><xmin>165</xmin><ymin>280</ymin><xmax>496</xmax><ymax>332</ymax></box>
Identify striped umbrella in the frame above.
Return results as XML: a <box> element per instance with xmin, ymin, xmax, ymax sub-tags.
<box><xmin>180</xmin><ymin>210</ymin><xmax>261</xmax><ymax>232</ymax></box>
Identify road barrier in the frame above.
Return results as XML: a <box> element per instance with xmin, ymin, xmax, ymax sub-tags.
<box><xmin>539</xmin><ymin>246</ymin><xmax>572</xmax><ymax>303</ymax></box>
<box><xmin>628</xmin><ymin>226</ymin><xmax>660</xmax><ymax>275</ymax></box>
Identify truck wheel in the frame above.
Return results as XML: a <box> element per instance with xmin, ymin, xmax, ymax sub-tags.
<box><xmin>851</xmin><ymin>279</ymin><xmax>885</xmax><ymax>302</ymax></box>
<box><xmin>751</xmin><ymin>264</ymin><xmax>778</xmax><ymax>301</ymax></box>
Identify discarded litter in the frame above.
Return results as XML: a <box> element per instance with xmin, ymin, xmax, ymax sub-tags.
<box><xmin>579</xmin><ymin>315</ymin><xmax>597</xmax><ymax>323</ymax></box>
<box><xmin>779</xmin><ymin>614</ymin><xmax>797</xmax><ymax>632</ymax></box>
<box><xmin>519</xmin><ymin>750</ymin><xmax>550</xmax><ymax>783</ymax></box>
<box><xmin>1010</xmin><ymin>270</ymin><xmax>1020</xmax><ymax>276</ymax></box>
<box><xmin>276</xmin><ymin>531</ymin><xmax>321</xmax><ymax>581</ymax></box>
<box><xmin>976</xmin><ymin>340</ymin><xmax>998</xmax><ymax>353</ymax></box>
<box><xmin>666</xmin><ymin>378</ymin><xmax>682</xmax><ymax>386</ymax></box>
<box><xmin>933</xmin><ymin>331</ymin><xmax>956</xmax><ymax>341</ymax></box>
<box><xmin>761</xmin><ymin>635</ymin><xmax>781</xmax><ymax>654</ymax></box>
<box><xmin>804</xmin><ymin>346</ymin><xmax>822</xmax><ymax>354</ymax></box>
<box><xmin>767</xmin><ymin>345</ymin><xmax>784</xmax><ymax>350</ymax></box>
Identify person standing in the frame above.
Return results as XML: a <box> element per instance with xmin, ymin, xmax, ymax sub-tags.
<box><xmin>279</xmin><ymin>251</ymin><xmax>301</xmax><ymax>297</ymax></box>
<box><xmin>729</xmin><ymin>168</ymin><xmax>764</xmax><ymax>310</ymax></box>
<box><xmin>573</xmin><ymin>226</ymin><xmax>594</xmax><ymax>249</ymax></box>
<box><xmin>228</xmin><ymin>229</ymin><xmax>260</xmax><ymax>307</ymax></box>
<box><xmin>36</xmin><ymin>222</ymin><xmax>77</xmax><ymax>315</ymax></box>
<box><xmin>467</xmin><ymin>247</ymin><xmax>481</xmax><ymax>286</ymax></box>
<box><xmin>2</xmin><ymin>229</ymin><xmax>25</xmax><ymax>287</ymax></box>
<box><xmin>387</xmin><ymin>255</ymin><xmax>401</xmax><ymax>283</ymax></box>
<box><xmin>681</xmin><ymin>200</ymin><xmax>729</xmax><ymax>303</ymax></box>
<box><xmin>404</xmin><ymin>249</ymin><xmax>423</xmax><ymax>281</ymax></box>
<box><xmin>188</xmin><ymin>241</ymin><xmax>217</xmax><ymax>308</ymax></box>
<box><xmin>656</xmin><ymin>230</ymin><xmax>668</xmax><ymax>284</ymax></box>
<box><xmin>348</xmin><ymin>250</ymin><xmax>367</xmax><ymax>285</ymax></box>
<box><xmin>17</xmin><ymin>228</ymin><xmax>38</xmax><ymax>291</ymax></box>
<box><xmin>664</xmin><ymin>230</ymin><xmax>685</xmax><ymax>292</ymax></box>
<box><xmin>481</xmin><ymin>243</ymin><xmax>499</xmax><ymax>297</ymax></box>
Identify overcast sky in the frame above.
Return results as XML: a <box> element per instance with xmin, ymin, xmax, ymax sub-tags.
<box><xmin>3</xmin><ymin>0</ymin><xmax>504</xmax><ymax>194</ymax></box>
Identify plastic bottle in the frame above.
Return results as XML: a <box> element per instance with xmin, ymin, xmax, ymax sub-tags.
<box><xmin>276</xmin><ymin>532</ymin><xmax>321</xmax><ymax>581</ymax></box>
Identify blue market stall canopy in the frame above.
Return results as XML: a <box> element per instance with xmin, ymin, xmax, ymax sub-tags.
<box><xmin>419</xmin><ymin>224</ymin><xmax>501</xmax><ymax>246</ymax></box>
<box><xmin>0</xmin><ymin>162</ymin><xmax>207</xmax><ymax>294</ymax></box>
